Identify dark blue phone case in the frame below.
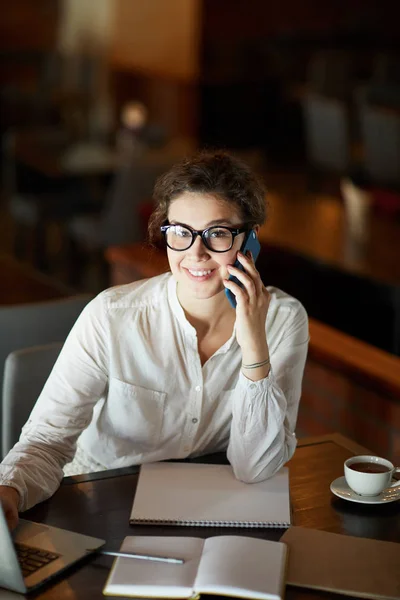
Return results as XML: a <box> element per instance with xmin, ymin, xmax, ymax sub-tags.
<box><xmin>225</xmin><ymin>230</ymin><xmax>261</xmax><ymax>308</ymax></box>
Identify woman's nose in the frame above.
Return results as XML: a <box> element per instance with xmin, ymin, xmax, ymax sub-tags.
<box><xmin>187</xmin><ymin>234</ymin><xmax>209</xmax><ymax>258</ymax></box>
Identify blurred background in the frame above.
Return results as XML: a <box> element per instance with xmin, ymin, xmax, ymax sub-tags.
<box><xmin>1</xmin><ymin>0</ymin><xmax>400</xmax><ymax>458</ymax></box>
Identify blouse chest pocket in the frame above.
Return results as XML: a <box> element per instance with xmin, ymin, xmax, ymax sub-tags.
<box><xmin>105</xmin><ymin>378</ymin><xmax>167</xmax><ymax>452</ymax></box>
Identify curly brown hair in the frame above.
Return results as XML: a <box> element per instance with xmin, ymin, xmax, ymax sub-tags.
<box><xmin>147</xmin><ymin>150</ymin><xmax>267</xmax><ymax>244</ymax></box>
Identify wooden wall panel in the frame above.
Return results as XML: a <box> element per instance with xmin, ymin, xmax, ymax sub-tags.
<box><xmin>0</xmin><ymin>0</ymin><xmax>60</xmax><ymax>51</ymax></box>
<box><xmin>301</xmin><ymin>358</ymin><xmax>400</xmax><ymax>463</ymax></box>
<box><xmin>111</xmin><ymin>0</ymin><xmax>202</xmax><ymax>81</ymax></box>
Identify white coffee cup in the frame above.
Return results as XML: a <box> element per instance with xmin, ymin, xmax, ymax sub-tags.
<box><xmin>344</xmin><ymin>455</ymin><xmax>400</xmax><ymax>496</ymax></box>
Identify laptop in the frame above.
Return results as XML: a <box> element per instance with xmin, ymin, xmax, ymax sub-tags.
<box><xmin>0</xmin><ymin>503</ymin><xmax>105</xmax><ymax>594</ymax></box>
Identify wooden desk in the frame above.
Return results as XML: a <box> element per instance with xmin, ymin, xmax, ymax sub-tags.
<box><xmin>20</xmin><ymin>433</ymin><xmax>400</xmax><ymax>600</ymax></box>
<box><xmin>0</xmin><ymin>255</ymin><xmax>71</xmax><ymax>305</ymax></box>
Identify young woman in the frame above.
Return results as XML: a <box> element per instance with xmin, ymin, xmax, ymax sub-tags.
<box><xmin>0</xmin><ymin>150</ymin><xmax>308</xmax><ymax>530</ymax></box>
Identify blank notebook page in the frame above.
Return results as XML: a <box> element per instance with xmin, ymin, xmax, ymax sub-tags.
<box><xmin>130</xmin><ymin>462</ymin><xmax>291</xmax><ymax>527</ymax></box>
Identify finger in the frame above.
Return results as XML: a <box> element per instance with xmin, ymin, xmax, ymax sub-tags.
<box><xmin>222</xmin><ymin>278</ymin><xmax>247</xmax><ymax>307</ymax></box>
<box><xmin>236</xmin><ymin>252</ymin><xmax>263</xmax><ymax>295</ymax></box>
<box><xmin>263</xmin><ymin>286</ymin><xmax>271</xmax><ymax>299</ymax></box>
<box><xmin>262</xmin><ymin>286</ymin><xmax>271</xmax><ymax>308</ymax></box>
<box><xmin>226</xmin><ymin>265</ymin><xmax>256</xmax><ymax>300</ymax></box>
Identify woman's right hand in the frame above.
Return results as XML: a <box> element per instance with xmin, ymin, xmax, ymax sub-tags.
<box><xmin>0</xmin><ymin>485</ymin><xmax>20</xmax><ymax>530</ymax></box>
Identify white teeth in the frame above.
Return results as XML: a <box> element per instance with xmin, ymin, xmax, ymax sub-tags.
<box><xmin>188</xmin><ymin>269</ymin><xmax>212</xmax><ymax>277</ymax></box>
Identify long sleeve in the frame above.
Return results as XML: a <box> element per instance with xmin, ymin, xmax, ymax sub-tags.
<box><xmin>227</xmin><ymin>301</ymin><xmax>309</xmax><ymax>483</ymax></box>
<box><xmin>0</xmin><ymin>295</ymin><xmax>109</xmax><ymax>511</ymax></box>
<box><xmin>0</xmin><ymin>275</ymin><xmax>309</xmax><ymax>511</ymax></box>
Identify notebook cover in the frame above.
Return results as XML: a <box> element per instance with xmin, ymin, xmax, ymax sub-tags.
<box><xmin>281</xmin><ymin>526</ymin><xmax>400</xmax><ymax>600</ymax></box>
<box><xmin>130</xmin><ymin>462</ymin><xmax>291</xmax><ymax>528</ymax></box>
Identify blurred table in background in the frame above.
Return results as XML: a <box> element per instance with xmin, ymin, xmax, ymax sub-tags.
<box><xmin>259</xmin><ymin>192</ymin><xmax>400</xmax><ymax>356</ymax></box>
<box><xmin>262</xmin><ymin>192</ymin><xmax>400</xmax><ymax>286</ymax></box>
<box><xmin>11</xmin><ymin>130</ymin><xmax>196</xmax><ymax>179</ymax></box>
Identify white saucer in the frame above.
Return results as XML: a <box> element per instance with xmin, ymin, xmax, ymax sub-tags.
<box><xmin>330</xmin><ymin>476</ymin><xmax>400</xmax><ymax>504</ymax></box>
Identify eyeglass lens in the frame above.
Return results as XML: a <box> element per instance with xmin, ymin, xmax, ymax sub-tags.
<box><xmin>165</xmin><ymin>225</ymin><xmax>233</xmax><ymax>251</ymax></box>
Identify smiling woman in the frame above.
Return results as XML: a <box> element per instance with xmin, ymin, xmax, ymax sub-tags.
<box><xmin>165</xmin><ymin>192</ymin><xmax>247</xmax><ymax>302</ymax></box>
<box><xmin>0</xmin><ymin>150</ymin><xmax>309</xmax><ymax>530</ymax></box>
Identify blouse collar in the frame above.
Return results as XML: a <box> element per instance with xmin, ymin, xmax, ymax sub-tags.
<box><xmin>167</xmin><ymin>274</ymin><xmax>237</xmax><ymax>353</ymax></box>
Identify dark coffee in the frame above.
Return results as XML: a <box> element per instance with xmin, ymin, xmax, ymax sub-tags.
<box><xmin>349</xmin><ymin>462</ymin><xmax>390</xmax><ymax>474</ymax></box>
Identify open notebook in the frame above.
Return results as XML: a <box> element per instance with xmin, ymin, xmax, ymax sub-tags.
<box><xmin>130</xmin><ymin>462</ymin><xmax>291</xmax><ymax>528</ymax></box>
<box><xmin>103</xmin><ymin>535</ymin><xmax>288</xmax><ymax>600</ymax></box>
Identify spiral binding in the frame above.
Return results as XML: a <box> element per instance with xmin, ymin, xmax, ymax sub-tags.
<box><xmin>130</xmin><ymin>518</ymin><xmax>289</xmax><ymax>528</ymax></box>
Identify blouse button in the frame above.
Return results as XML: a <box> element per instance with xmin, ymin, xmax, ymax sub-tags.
<box><xmin>192</xmin><ymin>418</ymin><xmax>198</xmax><ymax>424</ymax></box>
<box><xmin>250</xmin><ymin>384</ymin><xmax>256</xmax><ymax>390</ymax></box>
<box><xmin>195</xmin><ymin>385</ymin><xmax>201</xmax><ymax>392</ymax></box>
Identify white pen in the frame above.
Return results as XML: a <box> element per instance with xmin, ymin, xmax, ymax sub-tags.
<box><xmin>90</xmin><ymin>549</ymin><xmax>184</xmax><ymax>564</ymax></box>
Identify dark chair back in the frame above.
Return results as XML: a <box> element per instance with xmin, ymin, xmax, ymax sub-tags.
<box><xmin>302</xmin><ymin>93</ymin><xmax>350</xmax><ymax>173</ymax></box>
<box><xmin>360</xmin><ymin>104</ymin><xmax>400</xmax><ymax>187</ymax></box>
<box><xmin>2</xmin><ymin>343</ymin><xmax>62</xmax><ymax>458</ymax></box>
<box><xmin>0</xmin><ymin>294</ymin><xmax>93</xmax><ymax>452</ymax></box>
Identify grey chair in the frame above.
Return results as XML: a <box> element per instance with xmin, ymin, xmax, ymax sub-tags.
<box><xmin>302</xmin><ymin>92</ymin><xmax>351</xmax><ymax>184</ymax></box>
<box><xmin>0</xmin><ymin>294</ymin><xmax>92</xmax><ymax>453</ymax></box>
<box><xmin>360</xmin><ymin>104</ymin><xmax>400</xmax><ymax>187</ymax></box>
<box><xmin>2</xmin><ymin>342</ymin><xmax>62</xmax><ymax>457</ymax></box>
<box><xmin>372</xmin><ymin>53</ymin><xmax>400</xmax><ymax>87</ymax></box>
<box><xmin>307</xmin><ymin>50</ymin><xmax>352</xmax><ymax>100</ymax></box>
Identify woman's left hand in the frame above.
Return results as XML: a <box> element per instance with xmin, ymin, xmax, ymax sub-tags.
<box><xmin>223</xmin><ymin>251</ymin><xmax>271</xmax><ymax>358</ymax></box>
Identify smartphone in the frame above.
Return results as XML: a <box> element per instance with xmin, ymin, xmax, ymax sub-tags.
<box><xmin>225</xmin><ymin>229</ymin><xmax>261</xmax><ymax>309</ymax></box>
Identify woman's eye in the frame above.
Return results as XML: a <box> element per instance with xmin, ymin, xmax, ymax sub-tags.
<box><xmin>210</xmin><ymin>229</ymin><xmax>229</xmax><ymax>238</ymax></box>
<box><xmin>175</xmin><ymin>228</ymin><xmax>191</xmax><ymax>237</ymax></box>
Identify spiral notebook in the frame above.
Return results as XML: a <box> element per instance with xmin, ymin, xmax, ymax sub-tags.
<box><xmin>129</xmin><ymin>462</ymin><xmax>291</xmax><ymax>528</ymax></box>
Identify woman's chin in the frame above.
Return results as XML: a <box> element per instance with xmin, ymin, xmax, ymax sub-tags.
<box><xmin>178</xmin><ymin>278</ymin><xmax>226</xmax><ymax>302</ymax></box>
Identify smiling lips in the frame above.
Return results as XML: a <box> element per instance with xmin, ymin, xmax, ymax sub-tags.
<box><xmin>185</xmin><ymin>268</ymin><xmax>215</xmax><ymax>282</ymax></box>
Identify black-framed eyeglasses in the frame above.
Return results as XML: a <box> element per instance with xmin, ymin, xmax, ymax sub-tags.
<box><xmin>160</xmin><ymin>223</ymin><xmax>249</xmax><ymax>252</ymax></box>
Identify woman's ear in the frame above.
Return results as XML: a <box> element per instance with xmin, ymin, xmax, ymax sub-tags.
<box><xmin>253</xmin><ymin>225</ymin><xmax>260</xmax><ymax>236</ymax></box>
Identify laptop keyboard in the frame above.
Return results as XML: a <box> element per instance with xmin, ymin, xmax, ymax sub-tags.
<box><xmin>15</xmin><ymin>543</ymin><xmax>60</xmax><ymax>578</ymax></box>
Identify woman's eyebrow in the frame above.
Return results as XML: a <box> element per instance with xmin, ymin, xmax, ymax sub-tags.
<box><xmin>205</xmin><ymin>218</ymin><xmax>234</xmax><ymax>226</ymax></box>
<box><xmin>169</xmin><ymin>218</ymin><xmax>234</xmax><ymax>227</ymax></box>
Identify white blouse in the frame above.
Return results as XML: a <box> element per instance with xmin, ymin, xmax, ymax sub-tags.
<box><xmin>0</xmin><ymin>273</ymin><xmax>309</xmax><ymax>511</ymax></box>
